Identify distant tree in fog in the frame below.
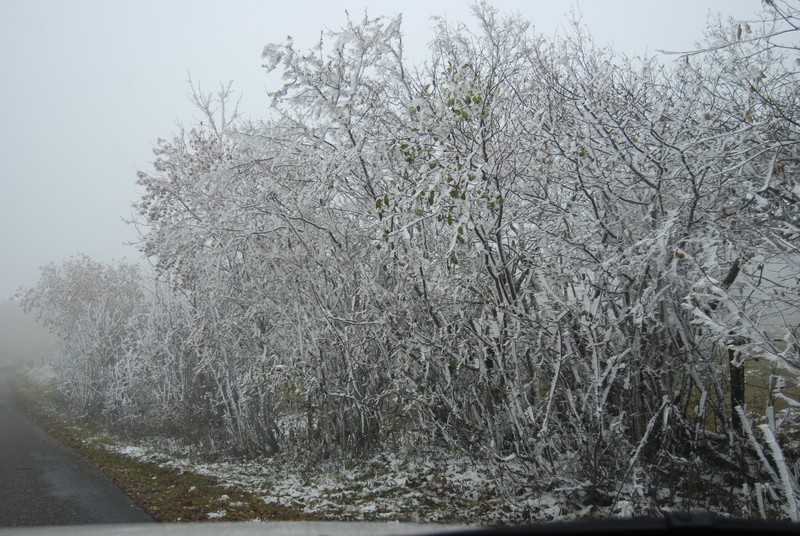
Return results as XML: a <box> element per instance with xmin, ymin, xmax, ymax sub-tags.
<box><xmin>18</xmin><ymin>255</ymin><xmax>146</xmax><ymax>415</ymax></box>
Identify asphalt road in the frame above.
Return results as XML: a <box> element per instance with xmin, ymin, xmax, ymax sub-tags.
<box><xmin>0</xmin><ymin>375</ymin><xmax>155</xmax><ymax>527</ymax></box>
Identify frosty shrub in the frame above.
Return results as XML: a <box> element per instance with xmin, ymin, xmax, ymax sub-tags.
<box><xmin>23</xmin><ymin>1</ymin><xmax>800</xmax><ymax>520</ymax></box>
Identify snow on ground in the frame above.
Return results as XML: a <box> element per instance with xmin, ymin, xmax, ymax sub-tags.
<box><xmin>101</xmin><ymin>438</ymin><xmax>555</xmax><ymax>524</ymax></box>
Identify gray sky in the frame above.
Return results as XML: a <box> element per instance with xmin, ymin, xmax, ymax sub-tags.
<box><xmin>0</xmin><ymin>0</ymin><xmax>763</xmax><ymax>300</ymax></box>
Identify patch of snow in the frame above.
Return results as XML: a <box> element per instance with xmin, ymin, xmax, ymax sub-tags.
<box><xmin>206</xmin><ymin>510</ymin><xmax>227</xmax><ymax>519</ymax></box>
<box><xmin>116</xmin><ymin>445</ymin><xmax>148</xmax><ymax>458</ymax></box>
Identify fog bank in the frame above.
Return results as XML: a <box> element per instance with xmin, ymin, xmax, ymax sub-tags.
<box><xmin>0</xmin><ymin>300</ymin><xmax>57</xmax><ymax>368</ymax></box>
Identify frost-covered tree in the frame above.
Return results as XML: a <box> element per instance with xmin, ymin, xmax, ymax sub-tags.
<box><xmin>18</xmin><ymin>255</ymin><xmax>146</xmax><ymax>418</ymax></box>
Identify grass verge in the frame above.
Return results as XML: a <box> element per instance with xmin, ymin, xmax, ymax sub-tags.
<box><xmin>9</xmin><ymin>376</ymin><xmax>320</xmax><ymax>522</ymax></box>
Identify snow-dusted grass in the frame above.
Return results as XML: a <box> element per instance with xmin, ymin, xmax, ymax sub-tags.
<box><xmin>102</xmin><ymin>438</ymin><xmax>530</xmax><ymax>525</ymax></box>
<box><xmin>100</xmin><ymin>430</ymin><xmax>756</xmax><ymax>523</ymax></box>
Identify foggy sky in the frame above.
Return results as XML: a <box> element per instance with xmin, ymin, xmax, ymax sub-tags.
<box><xmin>0</xmin><ymin>0</ymin><xmax>762</xmax><ymax>301</ymax></box>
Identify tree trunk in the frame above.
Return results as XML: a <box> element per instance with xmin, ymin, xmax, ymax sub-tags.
<box><xmin>729</xmin><ymin>347</ymin><xmax>745</xmax><ymax>435</ymax></box>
